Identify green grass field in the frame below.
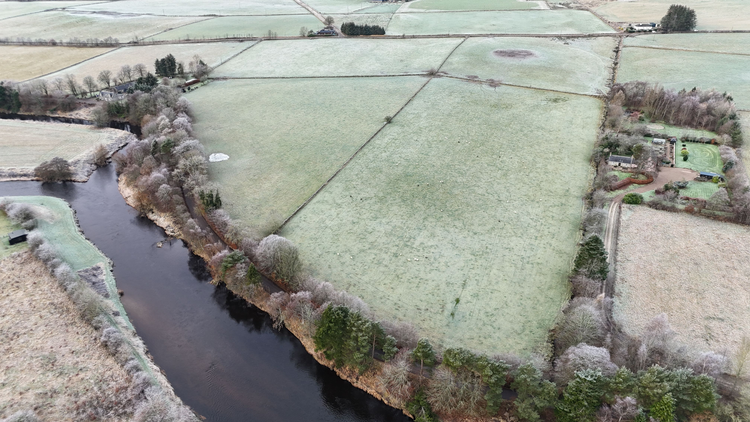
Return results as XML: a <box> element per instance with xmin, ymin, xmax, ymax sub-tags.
<box><xmin>0</xmin><ymin>120</ymin><xmax>127</xmax><ymax>170</ymax></box>
<box><xmin>280</xmin><ymin>78</ymin><xmax>603</xmax><ymax>354</ymax></box>
<box><xmin>675</xmin><ymin>142</ymin><xmax>723</xmax><ymax>174</ymax></box>
<box><xmin>0</xmin><ymin>11</ymin><xmax>202</xmax><ymax>42</ymax></box>
<box><xmin>679</xmin><ymin>181</ymin><xmax>721</xmax><ymax>200</ymax></box>
<box><xmin>187</xmin><ymin>77</ymin><xmax>428</xmax><ymax>236</ymax></box>
<box><xmin>213</xmin><ymin>38</ymin><xmax>461</xmax><ymax>77</ymax></box>
<box><xmin>148</xmin><ymin>15</ymin><xmax>322</xmax><ymax>40</ymax></box>
<box><xmin>401</xmin><ymin>0</ymin><xmax>539</xmax><ymax>12</ymax></box>
<box><xmin>3</xmin><ymin>196</ymin><xmax>130</xmax><ymax>326</ymax></box>
<box><xmin>69</xmin><ymin>0</ymin><xmax>308</xmax><ymax>15</ymax></box>
<box><xmin>386</xmin><ymin>10</ymin><xmax>616</xmax><ymax>35</ymax></box>
<box><xmin>42</xmin><ymin>42</ymin><xmax>251</xmax><ymax>83</ymax></box>
<box><xmin>440</xmin><ymin>36</ymin><xmax>615</xmax><ymax>95</ymax></box>
<box><xmin>617</xmin><ymin>47</ymin><xmax>750</xmax><ymax>110</ymax></box>
<box><xmin>624</xmin><ymin>33</ymin><xmax>750</xmax><ymax>55</ymax></box>
<box><xmin>0</xmin><ymin>1</ymin><xmax>97</xmax><ymax>21</ymax></box>
<box><xmin>595</xmin><ymin>0</ymin><xmax>750</xmax><ymax>30</ymax></box>
<box><xmin>0</xmin><ymin>211</ymin><xmax>26</xmax><ymax>260</ymax></box>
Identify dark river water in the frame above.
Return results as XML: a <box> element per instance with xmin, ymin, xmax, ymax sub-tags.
<box><xmin>0</xmin><ymin>165</ymin><xmax>408</xmax><ymax>422</ymax></box>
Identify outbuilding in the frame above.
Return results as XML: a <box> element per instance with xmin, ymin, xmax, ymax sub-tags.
<box><xmin>8</xmin><ymin>230</ymin><xmax>28</xmax><ymax>245</ymax></box>
<box><xmin>608</xmin><ymin>154</ymin><xmax>637</xmax><ymax>169</ymax></box>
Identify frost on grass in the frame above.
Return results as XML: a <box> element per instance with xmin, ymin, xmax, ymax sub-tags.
<box><xmin>615</xmin><ymin>205</ymin><xmax>750</xmax><ymax>352</ymax></box>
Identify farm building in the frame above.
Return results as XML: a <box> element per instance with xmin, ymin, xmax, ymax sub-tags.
<box><xmin>8</xmin><ymin>230</ymin><xmax>28</xmax><ymax>245</ymax></box>
<box><xmin>98</xmin><ymin>81</ymin><xmax>135</xmax><ymax>101</ymax></box>
<box><xmin>608</xmin><ymin>154</ymin><xmax>637</xmax><ymax>168</ymax></box>
<box><xmin>628</xmin><ymin>23</ymin><xmax>658</xmax><ymax>32</ymax></box>
<box><xmin>699</xmin><ymin>172</ymin><xmax>725</xmax><ymax>181</ymax></box>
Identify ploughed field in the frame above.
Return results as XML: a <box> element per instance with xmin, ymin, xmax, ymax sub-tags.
<box><xmin>615</xmin><ymin>206</ymin><xmax>750</xmax><ymax>352</ymax></box>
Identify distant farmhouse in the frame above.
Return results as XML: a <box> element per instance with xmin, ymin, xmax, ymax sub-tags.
<box><xmin>628</xmin><ymin>22</ymin><xmax>659</xmax><ymax>32</ymax></box>
<box><xmin>98</xmin><ymin>81</ymin><xmax>135</xmax><ymax>101</ymax></box>
<box><xmin>608</xmin><ymin>154</ymin><xmax>637</xmax><ymax>169</ymax></box>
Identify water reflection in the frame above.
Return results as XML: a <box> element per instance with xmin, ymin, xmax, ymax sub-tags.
<box><xmin>0</xmin><ymin>166</ymin><xmax>408</xmax><ymax>422</ymax></box>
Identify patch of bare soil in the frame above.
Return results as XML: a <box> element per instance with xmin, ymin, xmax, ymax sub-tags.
<box><xmin>493</xmin><ymin>49</ymin><xmax>536</xmax><ymax>59</ymax></box>
<box><xmin>615</xmin><ymin>206</ymin><xmax>750</xmax><ymax>353</ymax></box>
<box><xmin>0</xmin><ymin>251</ymin><xmax>133</xmax><ymax>421</ymax></box>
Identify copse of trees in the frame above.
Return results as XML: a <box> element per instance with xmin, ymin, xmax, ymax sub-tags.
<box><xmin>340</xmin><ymin>22</ymin><xmax>385</xmax><ymax>36</ymax></box>
<box><xmin>0</xmin><ymin>82</ymin><xmax>22</xmax><ymax>113</ymax></box>
<box><xmin>155</xmin><ymin>54</ymin><xmax>178</xmax><ymax>78</ymax></box>
<box><xmin>661</xmin><ymin>4</ymin><xmax>697</xmax><ymax>32</ymax></box>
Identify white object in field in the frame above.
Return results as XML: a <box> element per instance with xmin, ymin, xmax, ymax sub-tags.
<box><xmin>209</xmin><ymin>153</ymin><xmax>229</xmax><ymax>162</ymax></box>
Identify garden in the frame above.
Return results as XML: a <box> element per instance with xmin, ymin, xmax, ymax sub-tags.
<box><xmin>595</xmin><ymin>0</ymin><xmax>750</xmax><ymax>30</ymax></box>
<box><xmin>675</xmin><ymin>142</ymin><xmax>724</xmax><ymax>175</ymax></box>
<box><xmin>279</xmin><ymin>78</ymin><xmax>604</xmax><ymax>355</ymax></box>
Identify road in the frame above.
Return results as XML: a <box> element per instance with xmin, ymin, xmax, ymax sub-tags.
<box><xmin>292</xmin><ymin>0</ymin><xmax>343</xmax><ymax>36</ymax></box>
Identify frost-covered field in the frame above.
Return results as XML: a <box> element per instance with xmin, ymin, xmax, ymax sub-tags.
<box><xmin>0</xmin><ymin>120</ymin><xmax>122</xmax><ymax>169</ymax></box>
<box><xmin>148</xmin><ymin>15</ymin><xmax>322</xmax><ymax>40</ymax></box>
<box><xmin>386</xmin><ymin>10</ymin><xmax>616</xmax><ymax>35</ymax></box>
<box><xmin>303</xmin><ymin>0</ymin><xmax>376</xmax><ymax>14</ymax></box>
<box><xmin>42</xmin><ymin>42</ymin><xmax>252</xmax><ymax>83</ymax></box>
<box><xmin>625</xmin><ymin>33</ymin><xmax>750</xmax><ymax>55</ymax></box>
<box><xmin>0</xmin><ymin>45</ymin><xmax>112</xmax><ymax>82</ymax></box>
<box><xmin>615</xmin><ymin>206</ymin><xmax>750</xmax><ymax>352</ymax></box>
<box><xmin>69</xmin><ymin>0</ymin><xmax>308</xmax><ymax>16</ymax></box>
<box><xmin>441</xmin><ymin>37</ymin><xmax>615</xmax><ymax>95</ymax></box>
<box><xmin>0</xmin><ymin>213</ymin><xmax>26</xmax><ymax>260</ymax></box>
<box><xmin>0</xmin><ymin>1</ymin><xmax>97</xmax><ymax>20</ymax></box>
<box><xmin>280</xmin><ymin>78</ymin><xmax>602</xmax><ymax>354</ymax></box>
<box><xmin>213</xmin><ymin>38</ymin><xmax>461</xmax><ymax>77</ymax></box>
<box><xmin>0</xmin><ymin>11</ymin><xmax>202</xmax><ymax>42</ymax></box>
<box><xmin>400</xmin><ymin>0</ymin><xmax>539</xmax><ymax>12</ymax></box>
<box><xmin>330</xmin><ymin>12</ymin><xmax>392</xmax><ymax>28</ymax></box>
<box><xmin>595</xmin><ymin>0</ymin><xmax>750</xmax><ymax>30</ymax></box>
<box><xmin>187</xmin><ymin>77</ymin><xmax>427</xmax><ymax>235</ymax></box>
<box><xmin>617</xmin><ymin>47</ymin><xmax>750</xmax><ymax>110</ymax></box>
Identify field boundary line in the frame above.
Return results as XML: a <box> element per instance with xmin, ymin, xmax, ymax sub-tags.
<box><xmin>215</xmin><ymin>74</ymin><xmax>429</xmax><ymax>80</ymax></box>
<box><xmin>142</xmin><ymin>16</ymin><xmax>218</xmax><ymax>42</ymax></box>
<box><xmin>623</xmin><ymin>45</ymin><xmax>750</xmax><ymax>57</ymax></box>
<box><xmin>436</xmin><ymin>36</ymin><xmax>467</xmax><ymax>71</ymax></box>
<box><xmin>442</xmin><ymin>74</ymin><xmax>603</xmax><ymax>99</ymax></box>
<box><xmin>275</xmin><ymin>76</ymin><xmax>434</xmax><ymax>232</ymax></box>
<box><xmin>19</xmin><ymin>46</ymin><xmax>124</xmax><ymax>83</ymax></box>
<box><xmin>210</xmin><ymin>40</ymin><xmax>263</xmax><ymax>72</ymax></box>
<box><xmin>609</xmin><ymin>36</ymin><xmax>623</xmax><ymax>88</ymax></box>
<box><xmin>0</xmin><ymin>1</ymin><xmax>112</xmax><ymax>23</ymax></box>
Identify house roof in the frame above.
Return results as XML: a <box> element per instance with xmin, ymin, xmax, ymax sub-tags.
<box><xmin>653</xmin><ymin>138</ymin><xmax>666</xmax><ymax>144</ymax></box>
<box><xmin>609</xmin><ymin>155</ymin><xmax>635</xmax><ymax>164</ymax></box>
<box><xmin>8</xmin><ymin>229</ymin><xmax>27</xmax><ymax>240</ymax></box>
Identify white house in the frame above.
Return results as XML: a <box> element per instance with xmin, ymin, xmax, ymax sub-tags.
<box><xmin>608</xmin><ymin>154</ymin><xmax>637</xmax><ymax>169</ymax></box>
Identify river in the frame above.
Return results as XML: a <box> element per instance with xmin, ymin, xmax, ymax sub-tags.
<box><xmin>0</xmin><ymin>165</ymin><xmax>408</xmax><ymax>422</ymax></box>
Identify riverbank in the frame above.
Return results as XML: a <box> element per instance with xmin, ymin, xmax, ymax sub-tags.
<box><xmin>0</xmin><ymin>197</ymin><xmax>196</xmax><ymax>421</ymax></box>
<box><xmin>117</xmin><ymin>174</ymin><xmax>417</xmax><ymax>420</ymax></box>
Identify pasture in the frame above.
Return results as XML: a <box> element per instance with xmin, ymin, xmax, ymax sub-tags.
<box><xmin>615</xmin><ymin>205</ymin><xmax>750</xmax><ymax>352</ymax></box>
<box><xmin>42</xmin><ymin>42</ymin><xmax>251</xmax><ymax>84</ymax></box>
<box><xmin>0</xmin><ymin>211</ymin><xmax>26</xmax><ymax>260</ymax></box>
<box><xmin>187</xmin><ymin>77</ymin><xmax>427</xmax><ymax>236</ymax></box>
<box><xmin>675</xmin><ymin>143</ymin><xmax>723</xmax><ymax>175</ymax></box>
<box><xmin>617</xmin><ymin>47</ymin><xmax>750</xmax><ymax>110</ymax></box>
<box><xmin>213</xmin><ymin>38</ymin><xmax>461</xmax><ymax>78</ymax></box>
<box><xmin>330</xmin><ymin>13</ymin><xmax>392</xmax><ymax>28</ymax></box>
<box><xmin>0</xmin><ymin>120</ymin><xmax>125</xmax><ymax>170</ymax></box>
<box><xmin>280</xmin><ymin>78</ymin><xmax>603</xmax><ymax>354</ymax></box>
<box><xmin>625</xmin><ymin>33</ymin><xmax>750</xmax><ymax>55</ymax></box>
<box><xmin>0</xmin><ymin>11</ymin><xmax>202</xmax><ymax>43</ymax></box>
<box><xmin>68</xmin><ymin>0</ymin><xmax>307</xmax><ymax>16</ymax></box>
<box><xmin>0</xmin><ymin>45</ymin><xmax>112</xmax><ymax>82</ymax></box>
<box><xmin>302</xmin><ymin>0</ymin><xmax>377</xmax><ymax>14</ymax></box>
<box><xmin>595</xmin><ymin>0</ymin><xmax>750</xmax><ymax>31</ymax></box>
<box><xmin>148</xmin><ymin>15</ymin><xmax>322</xmax><ymax>40</ymax></box>
<box><xmin>440</xmin><ymin>36</ymin><xmax>615</xmax><ymax>95</ymax></box>
<box><xmin>0</xmin><ymin>1</ymin><xmax>97</xmax><ymax>20</ymax></box>
<box><xmin>386</xmin><ymin>10</ymin><xmax>616</xmax><ymax>35</ymax></box>
<box><xmin>400</xmin><ymin>0</ymin><xmax>540</xmax><ymax>12</ymax></box>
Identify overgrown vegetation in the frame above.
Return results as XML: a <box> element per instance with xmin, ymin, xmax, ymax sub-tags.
<box><xmin>34</xmin><ymin>157</ymin><xmax>72</xmax><ymax>182</ymax></box>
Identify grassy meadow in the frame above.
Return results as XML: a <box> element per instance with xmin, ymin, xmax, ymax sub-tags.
<box><xmin>280</xmin><ymin>78</ymin><xmax>603</xmax><ymax>354</ymax></box>
<box><xmin>401</xmin><ymin>0</ymin><xmax>540</xmax><ymax>12</ymax></box>
<box><xmin>0</xmin><ymin>11</ymin><xmax>202</xmax><ymax>42</ymax></box>
<box><xmin>187</xmin><ymin>77</ymin><xmax>427</xmax><ymax>236</ymax></box>
<box><xmin>42</xmin><ymin>42</ymin><xmax>252</xmax><ymax>84</ymax></box>
<box><xmin>441</xmin><ymin>36</ymin><xmax>615</xmax><ymax>95</ymax></box>
<box><xmin>0</xmin><ymin>211</ymin><xmax>26</xmax><ymax>260</ymax></box>
<box><xmin>302</xmin><ymin>0</ymin><xmax>377</xmax><ymax>14</ymax></box>
<box><xmin>615</xmin><ymin>206</ymin><xmax>750</xmax><ymax>352</ymax></box>
<box><xmin>68</xmin><ymin>0</ymin><xmax>308</xmax><ymax>16</ymax></box>
<box><xmin>213</xmin><ymin>38</ymin><xmax>461</xmax><ymax>77</ymax></box>
<box><xmin>386</xmin><ymin>10</ymin><xmax>616</xmax><ymax>35</ymax></box>
<box><xmin>0</xmin><ymin>45</ymin><xmax>112</xmax><ymax>82</ymax></box>
<box><xmin>617</xmin><ymin>47</ymin><xmax>750</xmax><ymax>110</ymax></box>
<box><xmin>148</xmin><ymin>15</ymin><xmax>322</xmax><ymax>40</ymax></box>
<box><xmin>595</xmin><ymin>0</ymin><xmax>750</xmax><ymax>30</ymax></box>
<box><xmin>625</xmin><ymin>33</ymin><xmax>750</xmax><ymax>55</ymax></box>
<box><xmin>0</xmin><ymin>120</ymin><xmax>123</xmax><ymax>170</ymax></box>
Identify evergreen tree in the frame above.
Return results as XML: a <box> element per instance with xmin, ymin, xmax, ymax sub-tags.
<box><xmin>660</xmin><ymin>5</ymin><xmax>697</xmax><ymax>32</ymax></box>
<box><xmin>556</xmin><ymin>370</ymin><xmax>607</xmax><ymax>422</ymax></box>
<box><xmin>649</xmin><ymin>393</ymin><xmax>676</xmax><ymax>422</ymax></box>
<box><xmin>314</xmin><ymin>305</ymin><xmax>352</xmax><ymax>367</ymax></box>
<box><xmin>0</xmin><ymin>83</ymin><xmax>21</xmax><ymax>113</ymax></box>
<box><xmin>382</xmin><ymin>335</ymin><xmax>398</xmax><ymax>361</ymax></box>
<box><xmin>573</xmin><ymin>235</ymin><xmax>609</xmax><ymax>280</ymax></box>
<box><xmin>411</xmin><ymin>338</ymin><xmax>436</xmax><ymax>375</ymax></box>
<box><xmin>511</xmin><ymin>363</ymin><xmax>557</xmax><ymax>422</ymax></box>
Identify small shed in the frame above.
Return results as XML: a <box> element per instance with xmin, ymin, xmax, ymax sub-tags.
<box><xmin>653</xmin><ymin>138</ymin><xmax>666</xmax><ymax>145</ymax></box>
<box><xmin>608</xmin><ymin>154</ymin><xmax>637</xmax><ymax>169</ymax></box>
<box><xmin>8</xmin><ymin>230</ymin><xmax>28</xmax><ymax>245</ymax></box>
<box><xmin>699</xmin><ymin>172</ymin><xmax>724</xmax><ymax>182</ymax></box>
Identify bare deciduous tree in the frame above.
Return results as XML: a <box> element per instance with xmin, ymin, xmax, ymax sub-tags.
<box><xmin>83</xmin><ymin>75</ymin><xmax>98</xmax><ymax>96</ymax></box>
<box><xmin>98</xmin><ymin>70</ymin><xmax>112</xmax><ymax>89</ymax></box>
<box><xmin>34</xmin><ymin>157</ymin><xmax>73</xmax><ymax>182</ymax></box>
<box><xmin>133</xmin><ymin>63</ymin><xmax>147</xmax><ymax>78</ymax></box>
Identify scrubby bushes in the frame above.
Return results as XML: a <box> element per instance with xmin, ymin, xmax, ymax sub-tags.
<box><xmin>718</xmin><ymin>146</ymin><xmax>750</xmax><ymax>224</ymax></box>
<box><xmin>623</xmin><ymin>193</ymin><xmax>643</xmax><ymax>205</ymax></box>
<box><xmin>34</xmin><ymin>157</ymin><xmax>73</xmax><ymax>182</ymax></box>
<box><xmin>256</xmin><ymin>235</ymin><xmax>301</xmax><ymax>286</ymax></box>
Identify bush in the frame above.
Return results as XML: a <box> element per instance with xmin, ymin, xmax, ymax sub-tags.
<box><xmin>34</xmin><ymin>157</ymin><xmax>73</xmax><ymax>182</ymax></box>
<box><xmin>220</xmin><ymin>250</ymin><xmax>246</xmax><ymax>276</ymax></box>
<box><xmin>256</xmin><ymin>235</ymin><xmax>301</xmax><ymax>286</ymax></box>
<box><xmin>406</xmin><ymin>389</ymin><xmax>438</xmax><ymax>422</ymax></box>
<box><xmin>555</xmin><ymin>299</ymin><xmax>606</xmax><ymax>353</ymax></box>
<box><xmin>379</xmin><ymin>353</ymin><xmax>412</xmax><ymax>403</ymax></box>
<box><xmin>511</xmin><ymin>363</ymin><xmax>557</xmax><ymax>422</ymax></box>
<box><xmin>570</xmin><ymin>275</ymin><xmax>601</xmax><ymax>298</ymax></box>
<box><xmin>623</xmin><ymin>193</ymin><xmax>644</xmax><ymax>205</ymax></box>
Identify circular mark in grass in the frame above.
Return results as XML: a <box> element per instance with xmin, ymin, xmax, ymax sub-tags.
<box><xmin>209</xmin><ymin>153</ymin><xmax>229</xmax><ymax>162</ymax></box>
<box><xmin>493</xmin><ymin>49</ymin><xmax>536</xmax><ymax>59</ymax></box>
